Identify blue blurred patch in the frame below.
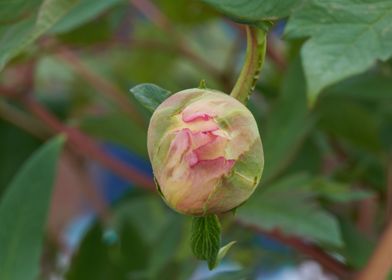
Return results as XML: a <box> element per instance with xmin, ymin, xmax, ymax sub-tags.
<box><xmin>90</xmin><ymin>142</ymin><xmax>153</xmax><ymax>203</ymax></box>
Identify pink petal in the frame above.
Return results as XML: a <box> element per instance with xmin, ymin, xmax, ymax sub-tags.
<box><xmin>193</xmin><ymin>136</ymin><xmax>228</xmax><ymax>161</ymax></box>
<box><xmin>182</xmin><ymin>111</ymin><xmax>214</xmax><ymax>122</ymax></box>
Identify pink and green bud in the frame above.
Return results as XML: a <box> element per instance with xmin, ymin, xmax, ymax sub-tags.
<box><xmin>147</xmin><ymin>88</ymin><xmax>264</xmax><ymax>216</ymax></box>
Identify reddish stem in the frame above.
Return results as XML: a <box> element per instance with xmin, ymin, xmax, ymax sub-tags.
<box><xmin>21</xmin><ymin>96</ymin><xmax>155</xmax><ymax>191</ymax></box>
<box><xmin>237</xmin><ymin>220</ymin><xmax>353</xmax><ymax>279</ymax></box>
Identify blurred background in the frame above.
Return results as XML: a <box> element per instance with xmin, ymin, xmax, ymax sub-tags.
<box><xmin>0</xmin><ymin>0</ymin><xmax>392</xmax><ymax>279</ymax></box>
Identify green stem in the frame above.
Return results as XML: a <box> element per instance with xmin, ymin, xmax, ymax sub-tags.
<box><xmin>230</xmin><ymin>26</ymin><xmax>267</xmax><ymax>104</ymax></box>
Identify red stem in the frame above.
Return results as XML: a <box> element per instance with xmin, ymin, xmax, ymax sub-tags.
<box><xmin>21</xmin><ymin>96</ymin><xmax>155</xmax><ymax>191</ymax></box>
<box><xmin>237</xmin><ymin>220</ymin><xmax>353</xmax><ymax>279</ymax></box>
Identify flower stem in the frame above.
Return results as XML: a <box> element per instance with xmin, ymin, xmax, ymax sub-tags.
<box><xmin>230</xmin><ymin>26</ymin><xmax>267</xmax><ymax>104</ymax></box>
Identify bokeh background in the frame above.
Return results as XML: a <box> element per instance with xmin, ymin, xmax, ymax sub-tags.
<box><xmin>1</xmin><ymin>0</ymin><xmax>392</xmax><ymax>279</ymax></box>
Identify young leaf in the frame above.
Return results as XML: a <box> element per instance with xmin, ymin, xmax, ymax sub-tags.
<box><xmin>286</xmin><ymin>0</ymin><xmax>392</xmax><ymax>103</ymax></box>
<box><xmin>130</xmin><ymin>83</ymin><xmax>171</xmax><ymax>114</ymax></box>
<box><xmin>0</xmin><ymin>136</ymin><xmax>65</xmax><ymax>280</ymax></box>
<box><xmin>202</xmin><ymin>0</ymin><xmax>300</xmax><ymax>23</ymax></box>
<box><xmin>191</xmin><ymin>215</ymin><xmax>221</xmax><ymax>270</ymax></box>
<box><xmin>215</xmin><ymin>241</ymin><xmax>236</xmax><ymax>266</ymax></box>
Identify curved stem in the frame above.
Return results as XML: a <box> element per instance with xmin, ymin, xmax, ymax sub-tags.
<box><xmin>230</xmin><ymin>26</ymin><xmax>267</xmax><ymax>104</ymax></box>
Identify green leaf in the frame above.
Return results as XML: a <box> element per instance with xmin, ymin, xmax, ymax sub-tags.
<box><xmin>50</xmin><ymin>0</ymin><xmax>123</xmax><ymax>33</ymax></box>
<box><xmin>317</xmin><ymin>97</ymin><xmax>381</xmax><ymax>153</ymax></box>
<box><xmin>202</xmin><ymin>270</ymin><xmax>250</xmax><ymax>280</ymax></box>
<box><xmin>339</xmin><ymin>219</ymin><xmax>374</xmax><ymax>268</ymax></box>
<box><xmin>0</xmin><ymin>120</ymin><xmax>42</xmax><ymax>197</ymax></box>
<box><xmin>0</xmin><ymin>0</ymin><xmax>78</xmax><ymax>71</ymax></box>
<box><xmin>238</xmin><ymin>174</ymin><xmax>343</xmax><ymax>246</ymax></box>
<box><xmin>311</xmin><ymin>179</ymin><xmax>373</xmax><ymax>203</ymax></box>
<box><xmin>130</xmin><ymin>83</ymin><xmax>171</xmax><ymax>114</ymax></box>
<box><xmin>0</xmin><ymin>0</ymin><xmax>42</xmax><ymax>22</ymax></box>
<box><xmin>286</xmin><ymin>0</ymin><xmax>392</xmax><ymax>102</ymax></box>
<box><xmin>202</xmin><ymin>0</ymin><xmax>300</xmax><ymax>22</ymax></box>
<box><xmin>262</xmin><ymin>57</ymin><xmax>314</xmax><ymax>182</ymax></box>
<box><xmin>0</xmin><ymin>135</ymin><xmax>65</xmax><ymax>280</ymax></box>
<box><xmin>191</xmin><ymin>215</ymin><xmax>221</xmax><ymax>270</ymax></box>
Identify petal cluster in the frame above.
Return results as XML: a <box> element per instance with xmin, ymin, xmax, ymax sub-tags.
<box><xmin>148</xmin><ymin>89</ymin><xmax>263</xmax><ymax>215</ymax></box>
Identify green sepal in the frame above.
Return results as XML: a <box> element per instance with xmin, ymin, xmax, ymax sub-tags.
<box><xmin>198</xmin><ymin>79</ymin><xmax>207</xmax><ymax>89</ymax></box>
<box><xmin>190</xmin><ymin>215</ymin><xmax>236</xmax><ymax>270</ymax></box>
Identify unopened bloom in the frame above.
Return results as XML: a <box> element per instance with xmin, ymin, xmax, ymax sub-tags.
<box><xmin>147</xmin><ymin>88</ymin><xmax>263</xmax><ymax>215</ymax></box>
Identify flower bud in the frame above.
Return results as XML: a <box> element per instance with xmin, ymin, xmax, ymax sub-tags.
<box><xmin>147</xmin><ymin>88</ymin><xmax>263</xmax><ymax>216</ymax></box>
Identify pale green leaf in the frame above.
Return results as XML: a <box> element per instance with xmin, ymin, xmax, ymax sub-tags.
<box><xmin>0</xmin><ymin>136</ymin><xmax>65</xmax><ymax>280</ymax></box>
<box><xmin>215</xmin><ymin>241</ymin><xmax>236</xmax><ymax>267</ymax></box>
<box><xmin>286</xmin><ymin>0</ymin><xmax>392</xmax><ymax>102</ymax></box>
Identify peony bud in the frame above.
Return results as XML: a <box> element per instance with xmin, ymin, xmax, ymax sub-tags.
<box><xmin>147</xmin><ymin>88</ymin><xmax>264</xmax><ymax>216</ymax></box>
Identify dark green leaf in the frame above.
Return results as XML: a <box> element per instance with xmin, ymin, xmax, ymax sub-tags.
<box><xmin>0</xmin><ymin>136</ymin><xmax>65</xmax><ymax>280</ymax></box>
<box><xmin>0</xmin><ymin>120</ymin><xmax>42</xmax><ymax>197</ymax></box>
<box><xmin>191</xmin><ymin>215</ymin><xmax>221</xmax><ymax>270</ymax></box>
<box><xmin>262</xmin><ymin>58</ymin><xmax>314</xmax><ymax>182</ymax></box>
<box><xmin>202</xmin><ymin>0</ymin><xmax>300</xmax><ymax>23</ymax></box>
<box><xmin>286</xmin><ymin>0</ymin><xmax>392</xmax><ymax>102</ymax></box>
<box><xmin>202</xmin><ymin>270</ymin><xmax>251</xmax><ymax>280</ymax></box>
<box><xmin>339</xmin><ymin>219</ymin><xmax>374</xmax><ymax>268</ymax></box>
<box><xmin>130</xmin><ymin>83</ymin><xmax>171</xmax><ymax>114</ymax></box>
<box><xmin>317</xmin><ymin>97</ymin><xmax>381</xmax><ymax>153</ymax></box>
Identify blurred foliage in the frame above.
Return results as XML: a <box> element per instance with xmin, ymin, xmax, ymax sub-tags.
<box><xmin>0</xmin><ymin>0</ymin><xmax>392</xmax><ymax>279</ymax></box>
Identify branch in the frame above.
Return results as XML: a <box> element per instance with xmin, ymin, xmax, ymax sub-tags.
<box><xmin>0</xmin><ymin>98</ymin><xmax>50</xmax><ymax>139</ymax></box>
<box><xmin>130</xmin><ymin>0</ymin><xmax>227</xmax><ymax>88</ymax></box>
<box><xmin>358</xmin><ymin>158</ymin><xmax>392</xmax><ymax>280</ymax></box>
<box><xmin>20</xmin><ymin>96</ymin><xmax>155</xmax><ymax>191</ymax></box>
<box><xmin>236</xmin><ymin>220</ymin><xmax>353</xmax><ymax>279</ymax></box>
<box><xmin>358</xmin><ymin>221</ymin><xmax>392</xmax><ymax>280</ymax></box>
<box><xmin>52</xmin><ymin>45</ymin><xmax>147</xmax><ymax>129</ymax></box>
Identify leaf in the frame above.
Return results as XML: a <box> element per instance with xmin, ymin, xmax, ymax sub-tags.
<box><xmin>202</xmin><ymin>0</ymin><xmax>300</xmax><ymax>23</ymax></box>
<box><xmin>130</xmin><ymin>83</ymin><xmax>171</xmax><ymax>114</ymax></box>
<box><xmin>339</xmin><ymin>219</ymin><xmax>374</xmax><ymax>268</ymax></box>
<box><xmin>311</xmin><ymin>179</ymin><xmax>373</xmax><ymax>203</ymax></box>
<box><xmin>238</xmin><ymin>174</ymin><xmax>343</xmax><ymax>246</ymax></box>
<box><xmin>66</xmin><ymin>224</ymin><xmax>117</xmax><ymax>280</ymax></box>
<box><xmin>262</xmin><ymin>57</ymin><xmax>314</xmax><ymax>182</ymax></box>
<box><xmin>0</xmin><ymin>0</ymin><xmax>78</xmax><ymax>71</ymax></box>
<box><xmin>285</xmin><ymin>0</ymin><xmax>392</xmax><ymax>102</ymax></box>
<box><xmin>0</xmin><ymin>0</ymin><xmax>41</xmax><ymax>22</ymax></box>
<box><xmin>50</xmin><ymin>0</ymin><xmax>123</xmax><ymax>33</ymax></box>
<box><xmin>0</xmin><ymin>136</ymin><xmax>65</xmax><ymax>280</ymax></box>
<box><xmin>202</xmin><ymin>270</ymin><xmax>250</xmax><ymax>280</ymax></box>
<box><xmin>215</xmin><ymin>241</ymin><xmax>236</xmax><ymax>266</ymax></box>
<box><xmin>191</xmin><ymin>215</ymin><xmax>221</xmax><ymax>270</ymax></box>
<box><xmin>317</xmin><ymin>97</ymin><xmax>381</xmax><ymax>153</ymax></box>
<box><xmin>0</xmin><ymin>120</ymin><xmax>41</xmax><ymax>197</ymax></box>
